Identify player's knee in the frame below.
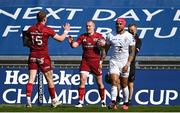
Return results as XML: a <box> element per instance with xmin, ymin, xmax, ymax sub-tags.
<box><xmin>79</xmin><ymin>78</ymin><xmax>86</xmax><ymax>86</ymax></box>
<box><xmin>121</xmin><ymin>80</ymin><xmax>128</xmax><ymax>88</ymax></box>
<box><xmin>121</xmin><ymin>81</ymin><xmax>128</xmax><ymax>88</ymax></box>
<box><xmin>111</xmin><ymin>79</ymin><xmax>119</xmax><ymax>86</ymax></box>
<box><xmin>81</xmin><ymin>76</ymin><xmax>87</xmax><ymax>81</ymax></box>
<box><xmin>48</xmin><ymin>81</ymin><xmax>55</xmax><ymax>88</ymax></box>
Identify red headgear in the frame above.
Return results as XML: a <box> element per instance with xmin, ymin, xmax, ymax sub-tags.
<box><xmin>116</xmin><ymin>18</ymin><xmax>126</xmax><ymax>29</ymax></box>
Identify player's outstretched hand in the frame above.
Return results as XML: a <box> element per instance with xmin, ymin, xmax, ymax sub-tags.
<box><xmin>68</xmin><ymin>36</ymin><xmax>74</xmax><ymax>44</ymax></box>
<box><xmin>63</xmin><ymin>23</ymin><xmax>70</xmax><ymax>31</ymax></box>
<box><xmin>68</xmin><ymin>36</ymin><xmax>74</xmax><ymax>48</ymax></box>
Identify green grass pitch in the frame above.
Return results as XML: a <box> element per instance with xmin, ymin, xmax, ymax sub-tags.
<box><xmin>0</xmin><ymin>104</ymin><xmax>180</xmax><ymax>112</ymax></box>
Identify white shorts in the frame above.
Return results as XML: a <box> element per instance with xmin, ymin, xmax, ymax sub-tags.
<box><xmin>109</xmin><ymin>59</ymin><xmax>130</xmax><ymax>78</ymax></box>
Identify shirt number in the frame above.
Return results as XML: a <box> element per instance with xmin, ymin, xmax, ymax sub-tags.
<box><xmin>32</xmin><ymin>35</ymin><xmax>43</xmax><ymax>45</ymax></box>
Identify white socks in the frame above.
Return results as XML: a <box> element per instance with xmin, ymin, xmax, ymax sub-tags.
<box><xmin>52</xmin><ymin>98</ymin><xmax>57</xmax><ymax>103</ymax></box>
<box><xmin>123</xmin><ymin>86</ymin><xmax>129</xmax><ymax>103</ymax></box>
<box><xmin>26</xmin><ymin>96</ymin><xmax>31</xmax><ymax>104</ymax></box>
<box><xmin>79</xmin><ymin>100</ymin><xmax>83</xmax><ymax>104</ymax></box>
<box><xmin>111</xmin><ymin>86</ymin><xmax>118</xmax><ymax>101</ymax></box>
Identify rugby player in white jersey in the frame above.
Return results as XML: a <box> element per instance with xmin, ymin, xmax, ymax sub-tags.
<box><xmin>105</xmin><ymin>18</ymin><xmax>135</xmax><ymax>110</ymax></box>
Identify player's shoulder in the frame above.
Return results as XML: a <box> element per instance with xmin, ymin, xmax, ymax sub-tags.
<box><xmin>106</xmin><ymin>31</ymin><xmax>116</xmax><ymax>38</ymax></box>
<box><xmin>124</xmin><ymin>31</ymin><xmax>134</xmax><ymax>38</ymax></box>
<box><xmin>95</xmin><ymin>32</ymin><xmax>103</xmax><ymax>36</ymax></box>
<box><xmin>94</xmin><ymin>32</ymin><xmax>105</xmax><ymax>39</ymax></box>
<box><xmin>44</xmin><ymin>25</ymin><xmax>54</xmax><ymax>31</ymax></box>
<box><xmin>42</xmin><ymin>25</ymin><xmax>56</xmax><ymax>35</ymax></box>
<box><xmin>28</xmin><ymin>24</ymin><xmax>36</xmax><ymax>31</ymax></box>
<box><xmin>124</xmin><ymin>31</ymin><xmax>136</xmax><ymax>43</ymax></box>
<box><xmin>80</xmin><ymin>33</ymin><xmax>87</xmax><ymax>37</ymax></box>
<box><xmin>124</xmin><ymin>31</ymin><xmax>132</xmax><ymax>36</ymax></box>
<box><xmin>78</xmin><ymin>33</ymin><xmax>87</xmax><ymax>39</ymax></box>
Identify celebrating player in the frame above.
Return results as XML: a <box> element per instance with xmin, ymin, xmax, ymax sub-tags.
<box><xmin>25</xmin><ymin>10</ymin><xmax>70</xmax><ymax>108</ymax></box>
<box><xmin>68</xmin><ymin>20</ymin><xmax>106</xmax><ymax>108</ymax></box>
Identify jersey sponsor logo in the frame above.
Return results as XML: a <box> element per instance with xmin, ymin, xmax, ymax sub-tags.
<box><xmin>82</xmin><ymin>38</ymin><xmax>87</xmax><ymax>42</ymax></box>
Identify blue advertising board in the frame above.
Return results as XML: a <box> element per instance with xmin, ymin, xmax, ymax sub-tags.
<box><xmin>0</xmin><ymin>68</ymin><xmax>180</xmax><ymax>106</ymax></box>
<box><xmin>0</xmin><ymin>0</ymin><xmax>180</xmax><ymax>56</ymax></box>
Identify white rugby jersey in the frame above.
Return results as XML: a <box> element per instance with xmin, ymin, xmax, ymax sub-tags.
<box><xmin>106</xmin><ymin>31</ymin><xmax>135</xmax><ymax>61</ymax></box>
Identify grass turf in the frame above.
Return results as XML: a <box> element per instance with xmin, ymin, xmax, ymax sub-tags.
<box><xmin>0</xmin><ymin>104</ymin><xmax>180</xmax><ymax>112</ymax></box>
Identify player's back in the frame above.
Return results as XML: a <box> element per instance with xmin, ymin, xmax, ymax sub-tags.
<box><xmin>27</xmin><ymin>22</ymin><xmax>55</xmax><ymax>55</ymax></box>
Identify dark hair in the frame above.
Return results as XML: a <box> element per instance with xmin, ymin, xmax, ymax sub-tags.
<box><xmin>128</xmin><ymin>23</ymin><xmax>137</xmax><ymax>28</ymax></box>
<box><xmin>37</xmin><ymin>11</ymin><xmax>46</xmax><ymax>22</ymax></box>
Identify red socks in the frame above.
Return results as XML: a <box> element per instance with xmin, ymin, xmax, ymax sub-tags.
<box><xmin>78</xmin><ymin>88</ymin><xmax>85</xmax><ymax>101</ymax></box>
<box><xmin>26</xmin><ymin>83</ymin><xmax>33</xmax><ymax>97</ymax></box>
<box><xmin>27</xmin><ymin>83</ymin><xmax>56</xmax><ymax>100</ymax></box>
<box><xmin>48</xmin><ymin>87</ymin><xmax>56</xmax><ymax>99</ymax></box>
<box><xmin>78</xmin><ymin>88</ymin><xmax>105</xmax><ymax>101</ymax></box>
<box><xmin>99</xmin><ymin>88</ymin><xmax>105</xmax><ymax>100</ymax></box>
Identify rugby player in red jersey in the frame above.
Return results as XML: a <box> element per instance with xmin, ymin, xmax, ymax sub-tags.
<box><xmin>25</xmin><ymin>10</ymin><xmax>70</xmax><ymax>108</ymax></box>
<box><xmin>68</xmin><ymin>20</ymin><xmax>106</xmax><ymax>108</ymax></box>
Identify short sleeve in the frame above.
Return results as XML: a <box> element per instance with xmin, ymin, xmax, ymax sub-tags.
<box><xmin>47</xmin><ymin>27</ymin><xmax>56</xmax><ymax>38</ymax></box>
<box><xmin>76</xmin><ymin>35</ymin><xmax>84</xmax><ymax>45</ymax></box>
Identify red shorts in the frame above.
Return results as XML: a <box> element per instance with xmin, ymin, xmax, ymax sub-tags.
<box><xmin>28</xmin><ymin>54</ymin><xmax>52</xmax><ymax>73</ymax></box>
<box><xmin>80</xmin><ymin>58</ymin><xmax>102</xmax><ymax>76</ymax></box>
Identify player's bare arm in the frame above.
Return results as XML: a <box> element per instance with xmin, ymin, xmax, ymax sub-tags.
<box><xmin>98</xmin><ymin>48</ymin><xmax>106</xmax><ymax>73</ymax></box>
<box><xmin>54</xmin><ymin>23</ymin><xmax>70</xmax><ymax>42</ymax></box>
<box><xmin>100</xmin><ymin>48</ymin><xmax>106</xmax><ymax>61</ymax></box>
<box><xmin>123</xmin><ymin>45</ymin><xmax>135</xmax><ymax>72</ymax></box>
<box><xmin>128</xmin><ymin>45</ymin><xmax>136</xmax><ymax>63</ymax></box>
<box><xmin>97</xmin><ymin>43</ymin><xmax>110</xmax><ymax>72</ymax></box>
<box><xmin>68</xmin><ymin>36</ymin><xmax>79</xmax><ymax>48</ymax></box>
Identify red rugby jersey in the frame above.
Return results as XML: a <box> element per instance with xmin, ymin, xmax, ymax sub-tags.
<box><xmin>76</xmin><ymin>32</ymin><xmax>104</xmax><ymax>59</ymax></box>
<box><xmin>27</xmin><ymin>22</ymin><xmax>56</xmax><ymax>55</ymax></box>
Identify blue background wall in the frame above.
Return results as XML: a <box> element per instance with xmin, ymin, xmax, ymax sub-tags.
<box><xmin>0</xmin><ymin>0</ymin><xmax>179</xmax><ymax>56</ymax></box>
<box><xmin>0</xmin><ymin>68</ymin><xmax>180</xmax><ymax>105</ymax></box>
